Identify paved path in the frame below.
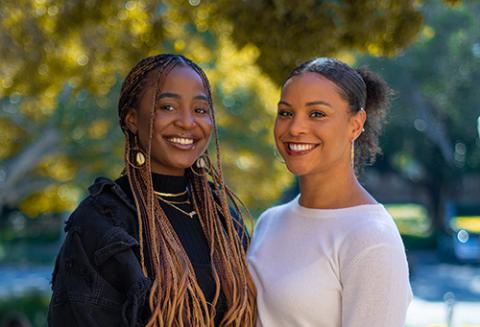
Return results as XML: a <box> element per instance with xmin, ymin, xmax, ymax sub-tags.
<box><xmin>406</xmin><ymin>251</ymin><xmax>480</xmax><ymax>326</ymax></box>
<box><xmin>1</xmin><ymin>250</ymin><xmax>479</xmax><ymax>326</ymax></box>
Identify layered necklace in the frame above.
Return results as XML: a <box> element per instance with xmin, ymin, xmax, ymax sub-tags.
<box><xmin>154</xmin><ymin>189</ymin><xmax>197</xmax><ymax>219</ymax></box>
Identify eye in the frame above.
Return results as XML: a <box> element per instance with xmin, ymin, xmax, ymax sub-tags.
<box><xmin>194</xmin><ymin>107</ymin><xmax>209</xmax><ymax>115</ymax></box>
<box><xmin>309</xmin><ymin>110</ymin><xmax>326</xmax><ymax>118</ymax></box>
<box><xmin>277</xmin><ymin>109</ymin><xmax>293</xmax><ymax>118</ymax></box>
<box><xmin>159</xmin><ymin>104</ymin><xmax>175</xmax><ymax>111</ymax></box>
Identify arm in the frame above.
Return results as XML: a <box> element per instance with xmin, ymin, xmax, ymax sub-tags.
<box><xmin>341</xmin><ymin>244</ymin><xmax>412</xmax><ymax>327</ymax></box>
<box><xmin>48</xmin><ymin>199</ymin><xmax>151</xmax><ymax>327</ymax></box>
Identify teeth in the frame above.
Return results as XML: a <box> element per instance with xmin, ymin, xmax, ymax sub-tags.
<box><xmin>168</xmin><ymin>137</ymin><xmax>194</xmax><ymax>145</ymax></box>
<box><xmin>288</xmin><ymin>143</ymin><xmax>315</xmax><ymax>152</ymax></box>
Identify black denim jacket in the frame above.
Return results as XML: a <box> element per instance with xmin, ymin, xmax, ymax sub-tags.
<box><xmin>48</xmin><ymin>177</ymin><xmax>152</xmax><ymax>327</ymax></box>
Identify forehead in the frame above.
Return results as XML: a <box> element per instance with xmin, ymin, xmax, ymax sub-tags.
<box><xmin>142</xmin><ymin>64</ymin><xmax>207</xmax><ymax>94</ymax></box>
<box><xmin>281</xmin><ymin>72</ymin><xmax>343</xmax><ymax>102</ymax></box>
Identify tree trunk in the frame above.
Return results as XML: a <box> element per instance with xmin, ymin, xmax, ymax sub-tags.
<box><xmin>0</xmin><ymin>127</ymin><xmax>60</xmax><ymax>209</ymax></box>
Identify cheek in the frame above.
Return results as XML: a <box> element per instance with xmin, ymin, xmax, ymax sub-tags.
<box><xmin>152</xmin><ymin>110</ymin><xmax>171</xmax><ymax>126</ymax></box>
<box><xmin>200</xmin><ymin>116</ymin><xmax>213</xmax><ymax>138</ymax></box>
<box><xmin>273</xmin><ymin>118</ymin><xmax>284</xmax><ymax>139</ymax></box>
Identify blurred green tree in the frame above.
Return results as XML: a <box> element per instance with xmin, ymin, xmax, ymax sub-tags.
<box><xmin>360</xmin><ymin>0</ymin><xmax>480</xmax><ymax>231</ymax></box>
<box><xmin>0</xmin><ymin>1</ymin><xmax>292</xmax><ymax>218</ymax></box>
<box><xmin>190</xmin><ymin>0</ymin><xmax>424</xmax><ymax>83</ymax></box>
<box><xmin>0</xmin><ymin>0</ymin><xmax>456</xmax><ymax>218</ymax></box>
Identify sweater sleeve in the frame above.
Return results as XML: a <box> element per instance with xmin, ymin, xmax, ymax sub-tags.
<box><xmin>340</xmin><ymin>243</ymin><xmax>412</xmax><ymax>327</ymax></box>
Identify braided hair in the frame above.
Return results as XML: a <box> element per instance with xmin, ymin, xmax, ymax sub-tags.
<box><xmin>118</xmin><ymin>54</ymin><xmax>256</xmax><ymax>326</ymax></box>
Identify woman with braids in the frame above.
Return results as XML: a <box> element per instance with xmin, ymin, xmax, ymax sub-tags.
<box><xmin>247</xmin><ymin>58</ymin><xmax>412</xmax><ymax>326</ymax></box>
<box><xmin>48</xmin><ymin>54</ymin><xmax>256</xmax><ymax>326</ymax></box>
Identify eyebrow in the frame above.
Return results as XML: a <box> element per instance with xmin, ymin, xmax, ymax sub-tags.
<box><xmin>157</xmin><ymin>92</ymin><xmax>180</xmax><ymax>100</ymax></box>
<box><xmin>193</xmin><ymin>95</ymin><xmax>209</xmax><ymax>101</ymax></box>
<box><xmin>157</xmin><ymin>92</ymin><xmax>209</xmax><ymax>102</ymax></box>
<box><xmin>278</xmin><ymin>100</ymin><xmax>291</xmax><ymax>107</ymax></box>
<box><xmin>278</xmin><ymin>100</ymin><xmax>332</xmax><ymax>107</ymax></box>
<box><xmin>306</xmin><ymin>100</ymin><xmax>332</xmax><ymax>107</ymax></box>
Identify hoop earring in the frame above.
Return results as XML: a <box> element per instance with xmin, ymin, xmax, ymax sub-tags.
<box><xmin>190</xmin><ymin>154</ymin><xmax>210</xmax><ymax>176</ymax></box>
<box><xmin>127</xmin><ymin>135</ymin><xmax>146</xmax><ymax>169</ymax></box>
<box><xmin>274</xmin><ymin>149</ymin><xmax>286</xmax><ymax>164</ymax></box>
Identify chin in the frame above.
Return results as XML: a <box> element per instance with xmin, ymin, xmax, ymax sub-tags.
<box><xmin>285</xmin><ymin>163</ymin><xmax>313</xmax><ymax>177</ymax></box>
<box><xmin>175</xmin><ymin>160</ymin><xmax>197</xmax><ymax>170</ymax></box>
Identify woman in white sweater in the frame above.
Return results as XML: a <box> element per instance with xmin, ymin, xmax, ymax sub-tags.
<box><xmin>247</xmin><ymin>57</ymin><xmax>412</xmax><ymax>327</ymax></box>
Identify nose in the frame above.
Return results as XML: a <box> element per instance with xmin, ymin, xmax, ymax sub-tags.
<box><xmin>174</xmin><ymin>109</ymin><xmax>196</xmax><ymax>130</ymax></box>
<box><xmin>288</xmin><ymin>116</ymin><xmax>308</xmax><ymax>136</ymax></box>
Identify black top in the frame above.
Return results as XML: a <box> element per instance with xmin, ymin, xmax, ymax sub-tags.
<box><xmin>116</xmin><ymin>173</ymin><xmax>228</xmax><ymax>325</ymax></box>
<box><xmin>48</xmin><ymin>175</ymin><xmax>237</xmax><ymax>327</ymax></box>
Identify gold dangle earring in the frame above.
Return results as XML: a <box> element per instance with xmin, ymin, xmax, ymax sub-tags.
<box><xmin>190</xmin><ymin>153</ymin><xmax>210</xmax><ymax>176</ymax></box>
<box><xmin>351</xmin><ymin>140</ymin><xmax>355</xmax><ymax>167</ymax></box>
<box><xmin>127</xmin><ymin>134</ymin><xmax>146</xmax><ymax>169</ymax></box>
<box><xmin>351</xmin><ymin>127</ymin><xmax>365</xmax><ymax>167</ymax></box>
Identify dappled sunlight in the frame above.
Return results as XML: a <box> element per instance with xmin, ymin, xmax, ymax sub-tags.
<box><xmin>0</xmin><ymin>1</ymin><xmax>479</xmax><ymax>326</ymax></box>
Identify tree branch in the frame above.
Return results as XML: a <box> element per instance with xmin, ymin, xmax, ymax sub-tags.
<box><xmin>0</xmin><ymin>127</ymin><xmax>60</xmax><ymax>207</ymax></box>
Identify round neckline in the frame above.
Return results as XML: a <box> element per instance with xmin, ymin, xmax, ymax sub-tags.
<box><xmin>291</xmin><ymin>194</ymin><xmax>384</xmax><ymax>218</ymax></box>
<box><xmin>151</xmin><ymin>173</ymin><xmax>188</xmax><ymax>193</ymax></box>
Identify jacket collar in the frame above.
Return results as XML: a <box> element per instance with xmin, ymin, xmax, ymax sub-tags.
<box><xmin>88</xmin><ymin>177</ymin><xmax>136</xmax><ymax>212</ymax></box>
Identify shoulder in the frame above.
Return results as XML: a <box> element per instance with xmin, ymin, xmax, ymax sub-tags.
<box><xmin>338</xmin><ymin>205</ymin><xmax>408</xmax><ymax>269</ymax></box>
<box><xmin>251</xmin><ymin>201</ymin><xmax>292</xmax><ymax>241</ymax></box>
<box><xmin>66</xmin><ymin>176</ymin><xmax>137</xmax><ymax>239</ymax></box>
<box><xmin>342</xmin><ymin>205</ymin><xmax>403</xmax><ymax>248</ymax></box>
<box><xmin>256</xmin><ymin>202</ymin><xmax>290</xmax><ymax>226</ymax></box>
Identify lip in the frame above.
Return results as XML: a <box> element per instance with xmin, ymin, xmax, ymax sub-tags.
<box><xmin>164</xmin><ymin>135</ymin><xmax>199</xmax><ymax>150</ymax></box>
<box><xmin>283</xmin><ymin>142</ymin><xmax>319</xmax><ymax>156</ymax></box>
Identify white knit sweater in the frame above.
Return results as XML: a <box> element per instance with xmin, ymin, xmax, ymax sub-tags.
<box><xmin>247</xmin><ymin>195</ymin><xmax>412</xmax><ymax>327</ymax></box>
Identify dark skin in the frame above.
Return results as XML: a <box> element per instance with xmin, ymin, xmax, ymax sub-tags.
<box><xmin>124</xmin><ymin>65</ymin><xmax>213</xmax><ymax>176</ymax></box>
<box><xmin>275</xmin><ymin>72</ymin><xmax>376</xmax><ymax>209</ymax></box>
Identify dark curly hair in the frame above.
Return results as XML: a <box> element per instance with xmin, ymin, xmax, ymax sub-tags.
<box><xmin>285</xmin><ymin>57</ymin><xmax>392</xmax><ymax>169</ymax></box>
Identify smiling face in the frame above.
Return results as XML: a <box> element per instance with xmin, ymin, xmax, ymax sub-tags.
<box><xmin>125</xmin><ymin>64</ymin><xmax>213</xmax><ymax>175</ymax></box>
<box><xmin>274</xmin><ymin>72</ymin><xmax>365</xmax><ymax>177</ymax></box>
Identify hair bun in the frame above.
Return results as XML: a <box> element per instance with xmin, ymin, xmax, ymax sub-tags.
<box><xmin>356</xmin><ymin>68</ymin><xmax>392</xmax><ymax>116</ymax></box>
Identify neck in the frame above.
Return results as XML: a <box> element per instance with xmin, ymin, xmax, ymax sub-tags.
<box><xmin>151</xmin><ymin>172</ymin><xmax>188</xmax><ymax>193</ymax></box>
<box><xmin>150</xmin><ymin>164</ymin><xmax>186</xmax><ymax>177</ymax></box>
<box><xmin>298</xmin><ymin>163</ymin><xmax>376</xmax><ymax>209</ymax></box>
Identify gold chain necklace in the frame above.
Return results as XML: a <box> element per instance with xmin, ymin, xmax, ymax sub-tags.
<box><xmin>160</xmin><ymin>198</ymin><xmax>190</xmax><ymax>205</ymax></box>
<box><xmin>153</xmin><ymin>189</ymin><xmax>188</xmax><ymax>198</ymax></box>
<box><xmin>156</xmin><ymin>195</ymin><xmax>196</xmax><ymax>219</ymax></box>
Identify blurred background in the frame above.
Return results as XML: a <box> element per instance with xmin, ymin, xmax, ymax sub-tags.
<box><xmin>0</xmin><ymin>0</ymin><xmax>479</xmax><ymax>326</ymax></box>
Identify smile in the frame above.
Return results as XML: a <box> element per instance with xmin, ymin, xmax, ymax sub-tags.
<box><xmin>165</xmin><ymin>136</ymin><xmax>197</xmax><ymax>150</ymax></box>
<box><xmin>285</xmin><ymin>142</ymin><xmax>318</xmax><ymax>156</ymax></box>
<box><xmin>167</xmin><ymin>137</ymin><xmax>194</xmax><ymax>145</ymax></box>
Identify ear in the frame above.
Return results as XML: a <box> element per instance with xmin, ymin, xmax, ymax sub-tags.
<box><xmin>124</xmin><ymin>107</ymin><xmax>138</xmax><ymax>134</ymax></box>
<box><xmin>350</xmin><ymin>109</ymin><xmax>366</xmax><ymax>141</ymax></box>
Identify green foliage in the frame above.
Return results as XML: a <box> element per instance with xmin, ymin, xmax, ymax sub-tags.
<box><xmin>0</xmin><ymin>0</ymin><xmax>430</xmax><ymax>99</ymax></box>
<box><xmin>0</xmin><ymin>1</ymin><xmax>288</xmax><ymax>217</ymax></box>
<box><xmin>0</xmin><ymin>292</ymin><xmax>49</xmax><ymax>327</ymax></box>
<box><xmin>385</xmin><ymin>203</ymin><xmax>432</xmax><ymax>237</ymax></box>
<box><xmin>0</xmin><ymin>0</ymin><xmax>458</xmax><ymax>218</ymax></box>
<box><xmin>203</xmin><ymin>0</ymin><xmax>424</xmax><ymax>83</ymax></box>
<box><xmin>0</xmin><ymin>0</ymin><xmax>166</xmax><ymax>98</ymax></box>
<box><xmin>360</xmin><ymin>0</ymin><xmax>480</xmax><ymax>228</ymax></box>
<box><xmin>0</xmin><ymin>213</ymin><xmax>61</xmax><ymax>244</ymax></box>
